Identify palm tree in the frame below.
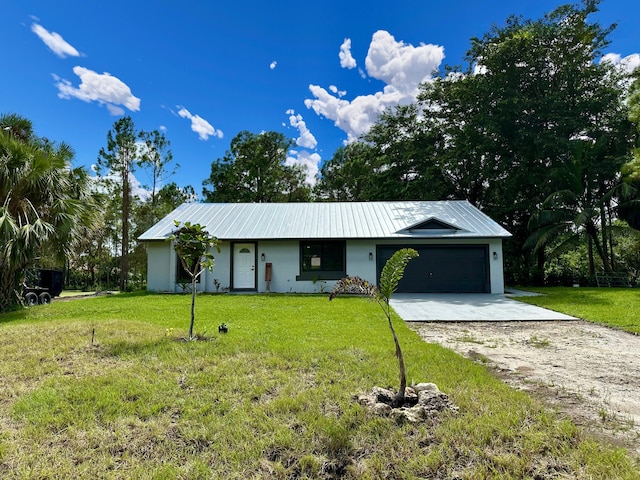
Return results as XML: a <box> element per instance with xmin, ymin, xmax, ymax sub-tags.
<box><xmin>329</xmin><ymin>248</ymin><xmax>418</xmax><ymax>407</ymax></box>
<box><xmin>0</xmin><ymin>112</ymin><xmax>33</xmax><ymax>141</ymax></box>
<box><xmin>526</xmin><ymin>153</ymin><xmax>614</xmax><ymax>275</ymax></box>
<box><xmin>0</xmin><ymin>113</ymin><xmax>97</xmax><ymax>312</ymax></box>
<box><xmin>616</xmin><ymin>182</ymin><xmax>640</xmax><ymax>231</ymax></box>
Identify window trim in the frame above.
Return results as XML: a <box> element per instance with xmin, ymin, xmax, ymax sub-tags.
<box><xmin>296</xmin><ymin>240</ymin><xmax>346</xmax><ymax>281</ymax></box>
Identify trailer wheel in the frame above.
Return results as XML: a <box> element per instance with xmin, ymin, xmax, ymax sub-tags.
<box><xmin>39</xmin><ymin>292</ymin><xmax>52</xmax><ymax>305</ymax></box>
<box><xmin>24</xmin><ymin>292</ymin><xmax>38</xmax><ymax>307</ymax></box>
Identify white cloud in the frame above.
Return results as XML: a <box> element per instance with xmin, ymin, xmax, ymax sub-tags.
<box><xmin>270</xmin><ymin>61</ymin><xmax>278</xmax><ymax>70</ymax></box>
<box><xmin>601</xmin><ymin>53</ymin><xmax>621</xmax><ymax>64</ymax></box>
<box><xmin>288</xmin><ymin>111</ymin><xmax>317</xmax><ymax>149</ymax></box>
<box><xmin>106</xmin><ymin>104</ymin><xmax>125</xmax><ymax>116</ymax></box>
<box><xmin>601</xmin><ymin>53</ymin><xmax>640</xmax><ymax>73</ymax></box>
<box><xmin>177</xmin><ymin>106</ymin><xmax>223</xmax><ymax>141</ymax></box>
<box><xmin>329</xmin><ymin>85</ymin><xmax>347</xmax><ymax>97</ymax></box>
<box><xmin>31</xmin><ymin>23</ymin><xmax>80</xmax><ymax>58</ymax></box>
<box><xmin>339</xmin><ymin>38</ymin><xmax>357</xmax><ymax>69</ymax></box>
<box><xmin>473</xmin><ymin>63</ymin><xmax>488</xmax><ymax>75</ymax></box>
<box><xmin>90</xmin><ymin>170</ymin><xmax>151</xmax><ymax>201</ymax></box>
<box><xmin>55</xmin><ymin>66</ymin><xmax>141</xmax><ymax>113</ymax></box>
<box><xmin>286</xmin><ymin>149</ymin><xmax>322</xmax><ymax>185</ymax></box>
<box><xmin>305</xmin><ymin>84</ymin><xmax>406</xmax><ymax>144</ymax></box>
<box><xmin>365</xmin><ymin>30</ymin><xmax>444</xmax><ymax>95</ymax></box>
<box><xmin>305</xmin><ymin>30</ymin><xmax>444</xmax><ymax>142</ymax></box>
<box><xmin>129</xmin><ymin>172</ymin><xmax>152</xmax><ymax>201</ymax></box>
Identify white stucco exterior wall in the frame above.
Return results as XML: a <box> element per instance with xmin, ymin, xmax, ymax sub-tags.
<box><xmin>488</xmin><ymin>238</ymin><xmax>505</xmax><ymax>294</ymax></box>
<box><xmin>146</xmin><ymin>238</ymin><xmax>505</xmax><ymax>295</ymax></box>
<box><xmin>146</xmin><ymin>242</ymin><xmax>172</xmax><ymax>292</ymax></box>
<box><xmin>345</xmin><ymin>240</ymin><xmax>377</xmax><ymax>281</ymax></box>
<box><xmin>208</xmin><ymin>241</ymin><xmax>231</xmax><ymax>292</ymax></box>
<box><xmin>256</xmin><ymin>241</ymin><xmax>330</xmax><ymax>293</ymax></box>
<box><xmin>146</xmin><ymin>240</ymin><xmax>232</xmax><ymax>294</ymax></box>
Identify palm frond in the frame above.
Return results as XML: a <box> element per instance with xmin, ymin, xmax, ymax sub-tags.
<box><xmin>546</xmin><ymin>233</ymin><xmax>583</xmax><ymax>259</ymax></box>
<box><xmin>524</xmin><ymin>223</ymin><xmax>571</xmax><ymax>252</ymax></box>
<box><xmin>378</xmin><ymin>248</ymin><xmax>419</xmax><ymax>302</ymax></box>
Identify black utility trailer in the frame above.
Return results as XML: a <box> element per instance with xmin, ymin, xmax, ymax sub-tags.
<box><xmin>23</xmin><ymin>269</ymin><xmax>63</xmax><ymax>306</ymax></box>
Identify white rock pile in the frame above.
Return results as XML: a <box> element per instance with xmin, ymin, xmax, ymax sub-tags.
<box><xmin>356</xmin><ymin>383</ymin><xmax>458</xmax><ymax>423</ymax></box>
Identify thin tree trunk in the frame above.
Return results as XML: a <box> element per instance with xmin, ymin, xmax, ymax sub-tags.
<box><xmin>600</xmin><ymin>203</ymin><xmax>608</xmax><ymax>266</ymax></box>
<box><xmin>387</xmin><ymin>313</ymin><xmax>407</xmax><ymax>407</ymax></box>
<box><xmin>608</xmin><ymin>204</ymin><xmax>615</xmax><ymax>271</ymax></box>
<box><xmin>151</xmin><ymin>173</ymin><xmax>158</xmax><ymax>223</ymax></box>
<box><xmin>536</xmin><ymin>249</ymin><xmax>545</xmax><ymax>286</ymax></box>
<box><xmin>120</xmin><ymin>166</ymin><xmax>130</xmax><ymax>291</ymax></box>
<box><xmin>586</xmin><ymin>222</ymin><xmax>611</xmax><ymax>272</ymax></box>
<box><xmin>588</xmin><ymin>236</ymin><xmax>595</xmax><ymax>276</ymax></box>
<box><xmin>189</xmin><ymin>276</ymin><xmax>196</xmax><ymax>339</ymax></box>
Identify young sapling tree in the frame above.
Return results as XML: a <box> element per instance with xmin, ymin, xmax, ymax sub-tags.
<box><xmin>171</xmin><ymin>221</ymin><xmax>220</xmax><ymax>340</ymax></box>
<box><xmin>329</xmin><ymin>248</ymin><xmax>418</xmax><ymax>406</ymax></box>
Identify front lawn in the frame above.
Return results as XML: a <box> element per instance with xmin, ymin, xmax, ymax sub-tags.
<box><xmin>516</xmin><ymin>287</ymin><xmax>640</xmax><ymax>334</ymax></box>
<box><xmin>0</xmin><ymin>293</ymin><xmax>637</xmax><ymax>479</ymax></box>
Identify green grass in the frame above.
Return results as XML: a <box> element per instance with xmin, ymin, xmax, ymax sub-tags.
<box><xmin>0</xmin><ymin>292</ymin><xmax>638</xmax><ymax>479</ymax></box>
<box><xmin>516</xmin><ymin>287</ymin><xmax>640</xmax><ymax>334</ymax></box>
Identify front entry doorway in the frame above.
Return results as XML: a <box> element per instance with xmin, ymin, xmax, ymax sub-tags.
<box><xmin>233</xmin><ymin>243</ymin><xmax>256</xmax><ymax>290</ymax></box>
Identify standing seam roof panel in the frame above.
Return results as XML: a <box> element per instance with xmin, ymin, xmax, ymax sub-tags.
<box><xmin>137</xmin><ymin>201</ymin><xmax>512</xmax><ymax>241</ymax></box>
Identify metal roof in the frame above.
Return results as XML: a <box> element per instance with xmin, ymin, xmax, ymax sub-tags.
<box><xmin>138</xmin><ymin>201</ymin><xmax>512</xmax><ymax>241</ymax></box>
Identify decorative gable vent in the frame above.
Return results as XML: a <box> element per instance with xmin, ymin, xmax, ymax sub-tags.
<box><xmin>410</xmin><ymin>219</ymin><xmax>458</xmax><ymax>231</ymax></box>
<box><xmin>400</xmin><ymin>217</ymin><xmax>464</xmax><ymax>235</ymax></box>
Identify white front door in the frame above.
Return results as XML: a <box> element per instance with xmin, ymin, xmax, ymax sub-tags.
<box><xmin>233</xmin><ymin>243</ymin><xmax>256</xmax><ymax>289</ymax></box>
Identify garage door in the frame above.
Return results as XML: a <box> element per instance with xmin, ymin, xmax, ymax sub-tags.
<box><xmin>376</xmin><ymin>245</ymin><xmax>489</xmax><ymax>293</ymax></box>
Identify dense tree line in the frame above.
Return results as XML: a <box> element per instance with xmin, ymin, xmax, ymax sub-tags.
<box><xmin>3</xmin><ymin>1</ymin><xmax>639</xmax><ymax>311</ymax></box>
<box><xmin>619</xmin><ymin>73</ymin><xmax>640</xmax><ymax>230</ymax></box>
<box><xmin>314</xmin><ymin>0</ymin><xmax>640</xmax><ymax>285</ymax></box>
<box><xmin>0</xmin><ymin>112</ymin><xmax>195</xmax><ymax>311</ymax></box>
<box><xmin>0</xmin><ymin>114</ymin><xmax>99</xmax><ymax>311</ymax></box>
<box><xmin>96</xmin><ymin>116</ymin><xmax>186</xmax><ymax>291</ymax></box>
<box><xmin>202</xmin><ymin>130</ymin><xmax>310</xmax><ymax>202</ymax></box>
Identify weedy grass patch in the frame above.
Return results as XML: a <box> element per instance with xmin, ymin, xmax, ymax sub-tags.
<box><xmin>0</xmin><ymin>293</ymin><xmax>638</xmax><ymax>479</ymax></box>
<box><xmin>517</xmin><ymin>287</ymin><xmax>640</xmax><ymax>334</ymax></box>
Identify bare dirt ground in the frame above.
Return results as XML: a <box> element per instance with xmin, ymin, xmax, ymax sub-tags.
<box><xmin>409</xmin><ymin>320</ymin><xmax>640</xmax><ymax>457</ymax></box>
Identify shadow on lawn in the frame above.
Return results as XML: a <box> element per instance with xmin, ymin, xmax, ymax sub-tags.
<box><xmin>101</xmin><ymin>337</ymin><xmax>177</xmax><ymax>357</ymax></box>
<box><xmin>101</xmin><ymin>334</ymin><xmax>218</xmax><ymax>358</ymax></box>
<box><xmin>0</xmin><ymin>308</ymin><xmax>29</xmax><ymax>325</ymax></box>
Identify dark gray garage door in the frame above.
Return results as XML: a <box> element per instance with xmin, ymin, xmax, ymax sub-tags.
<box><xmin>376</xmin><ymin>245</ymin><xmax>490</xmax><ymax>293</ymax></box>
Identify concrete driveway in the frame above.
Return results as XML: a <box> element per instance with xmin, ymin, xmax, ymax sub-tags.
<box><xmin>390</xmin><ymin>292</ymin><xmax>577</xmax><ymax>322</ymax></box>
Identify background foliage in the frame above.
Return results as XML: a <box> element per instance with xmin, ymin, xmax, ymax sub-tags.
<box><xmin>3</xmin><ymin>1</ymin><xmax>640</xmax><ymax>303</ymax></box>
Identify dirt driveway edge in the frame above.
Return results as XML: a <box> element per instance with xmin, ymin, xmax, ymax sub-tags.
<box><xmin>409</xmin><ymin>320</ymin><xmax>640</xmax><ymax>457</ymax></box>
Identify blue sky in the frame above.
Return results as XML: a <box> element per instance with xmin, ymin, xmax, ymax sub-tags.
<box><xmin>2</xmin><ymin>1</ymin><xmax>639</xmax><ymax>198</ymax></box>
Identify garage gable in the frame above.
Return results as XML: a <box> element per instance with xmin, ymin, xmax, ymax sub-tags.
<box><xmin>401</xmin><ymin>217</ymin><xmax>463</xmax><ymax>234</ymax></box>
